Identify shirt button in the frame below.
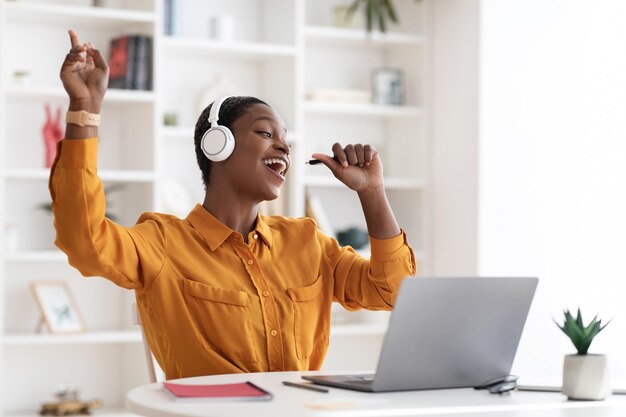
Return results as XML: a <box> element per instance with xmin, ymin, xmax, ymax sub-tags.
<box><xmin>247</xmin><ymin>259</ymin><xmax>254</xmax><ymax>265</ymax></box>
<box><xmin>270</xmin><ymin>329</ymin><xmax>278</xmax><ymax>336</ymax></box>
<box><xmin>253</xmin><ymin>233</ymin><xmax>258</xmax><ymax>239</ymax></box>
<box><xmin>263</xmin><ymin>290</ymin><xmax>270</xmax><ymax>297</ymax></box>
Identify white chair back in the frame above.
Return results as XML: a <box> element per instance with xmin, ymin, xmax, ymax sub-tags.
<box><xmin>132</xmin><ymin>303</ymin><xmax>166</xmax><ymax>383</ymax></box>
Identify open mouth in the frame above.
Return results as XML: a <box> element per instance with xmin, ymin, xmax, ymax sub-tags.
<box><xmin>262</xmin><ymin>158</ymin><xmax>288</xmax><ymax>177</ymax></box>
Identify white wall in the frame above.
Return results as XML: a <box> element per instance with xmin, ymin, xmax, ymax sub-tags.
<box><xmin>479</xmin><ymin>0</ymin><xmax>626</xmax><ymax>379</ymax></box>
<box><xmin>432</xmin><ymin>0</ymin><xmax>480</xmax><ymax>276</ymax></box>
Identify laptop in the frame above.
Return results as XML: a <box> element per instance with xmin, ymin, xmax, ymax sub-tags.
<box><xmin>303</xmin><ymin>277</ymin><xmax>538</xmax><ymax>392</ymax></box>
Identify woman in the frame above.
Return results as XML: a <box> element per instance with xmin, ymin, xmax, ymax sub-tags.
<box><xmin>52</xmin><ymin>29</ymin><xmax>416</xmax><ymax>379</ymax></box>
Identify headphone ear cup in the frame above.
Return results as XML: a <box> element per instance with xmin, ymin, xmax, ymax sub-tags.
<box><xmin>201</xmin><ymin>126</ymin><xmax>235</xmax><ymax>162</ymax></box>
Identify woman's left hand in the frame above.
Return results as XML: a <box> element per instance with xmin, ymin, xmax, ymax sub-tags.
<box><xmin>312</xmin><ymin>142</ymin><xmax>383</xmax><ymax>193</ymax></box>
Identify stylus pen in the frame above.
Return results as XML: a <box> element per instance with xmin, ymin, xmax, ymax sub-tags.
<box><xmin>305</xmin><ymin>156</ymin><xmax>340</xmax><ymax>165</ymax></box>
<box><xmin>282</xmin><ymin>381</ymin><xmax>329</xmax><ymax>393</ymax></box>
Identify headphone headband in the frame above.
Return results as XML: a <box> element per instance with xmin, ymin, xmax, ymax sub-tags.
<box><xmin>208</xmin><ymin>95</ymin><xmax>233</xmax><ymax>126</ymax></box>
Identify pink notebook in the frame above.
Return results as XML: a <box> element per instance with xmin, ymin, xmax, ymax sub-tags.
<box><xmin>162</xmin><ymin>381</ymin><xmax>273</xmax><ymax>402</ymax></box>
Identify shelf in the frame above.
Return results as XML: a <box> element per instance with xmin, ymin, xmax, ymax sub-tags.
<box><xmin>161</xmin><ymin>37</ymin><xmax>296</xmax><ymax>61</ymax></box>
<box><xmin>3</xmin><ymin>2</ymin><xmax>155</xmax><ymax>27</ymax></box>
<box><xmin>304</xmin><ymin>25</ymin><xmax>424</xmax><ymax>48</ymax></box>
<box><xmin>330</xmin><ymin>322</ymin><xmax>388</xmax><ymax>336</ymax></box>
<box><xmin>304</xmin><ymin>100</ymin><xmax>424</xmax><ymax>118</ymax></box>
<box><xmin>3</xmin><ymin>331</ymin><xmax>142</xmax><ymax>346</ymax></box>
<box><xmin>6</xmin><ymin>409</ymin><xmax>136</xmax><ymax>417</ymax></box>
<box><xmin>305</xmin><ymin>176</ymin><xmax>424</xmax><ymax>190</ymax></box>
<box><xmin>161</xmin><ymin>126</ymin><xmax>195</xmax><ymax>140</ymax></box>
<box><xmin>5</xmin><ymin>86</ymin><xmax>154</xmax><ymax>104</ymax></box>
<box><xmin>161</xmin><ymin>125</ymin><xmax>298</xmax><ymax>143</ymax></box>
<box><xmin>5</xmin><ymin>168</ymin><xmax>155</xmax><ymax>183</ymax></box>
<box><xmin>3</xmin><ymin>250</ymin><xmax>67</xmax><ymax>263</ymax></box>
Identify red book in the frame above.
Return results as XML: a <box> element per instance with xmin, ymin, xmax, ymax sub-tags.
<box><xmin>108</xmin><ymin>35</ymin><xmax>136</xmax><ymax>89</ymax></box>
<box><xmin>162</xmin><ymin>381</ymin><xmax>273</xmax><ymax>402</ymax></box>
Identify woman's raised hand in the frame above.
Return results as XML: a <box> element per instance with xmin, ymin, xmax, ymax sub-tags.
<box><xmin>312</xmin><ymin>142</ymin><xmax>384</xmax><ymax>194</ymax></box>
<box><xmin>60</xmin><ymin>29</ymin><xmax>108</xmax><ymax>112</ymax></box>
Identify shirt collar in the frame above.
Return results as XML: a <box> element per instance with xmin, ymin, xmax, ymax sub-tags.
<box><xmin>185</xmin><ymin>204</ymin><xmax>273</xmax><ymax>251</ymax></box>
<box><xmin>254</xmin><ymin>215</ymin><xmax>273</xmax><ymax>248</ymax></box>
<box><xmin>185</xmin><ymin>204</ymin><xmax>233</xmax><ymax>251</ymax></box>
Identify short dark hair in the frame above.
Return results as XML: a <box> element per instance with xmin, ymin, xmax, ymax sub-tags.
<box><xmin>194</xmin><ymin>96</ymin><xmax>268</xmax><ymax>188</ymax></box>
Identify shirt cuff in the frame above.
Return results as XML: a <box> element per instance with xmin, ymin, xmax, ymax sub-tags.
<box><xmin>55</xmin><ymin>138</ymin><xmax>99</xmax><ymax>169</ymax></box>
<box><xmin>369</xmin><ymin>229</ymin><xmax>409</xmax><ymax>262</ymax></box>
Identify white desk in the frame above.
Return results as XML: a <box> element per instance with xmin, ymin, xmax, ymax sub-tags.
<box><xmin>126</xmin><ymin>371</ymin><xmax>626</xmax><ymax>417</ymax></box>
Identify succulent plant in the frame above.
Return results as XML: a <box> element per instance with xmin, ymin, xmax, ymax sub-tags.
<box><xmin>555</xmin><ymin>308</ymin><xmax>610</xmax><ymax>355</ymax></box>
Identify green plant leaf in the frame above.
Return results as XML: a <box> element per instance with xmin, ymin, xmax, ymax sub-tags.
<box><xmin>366</xmin><ymin>0</ymin><xmax>374</xmax><ymax>32</ymax></box>
<box><xmin>345</xmin><ymin>0</ymin><xmax>362</xmax><ymax>22</ymax></box>
<box><xmin>377</xmin><ymin>0</ymin><xmax>387</xmax><ymax>32</ymax></box>
<box><xmin>556</xmin><ymin>308</ymin><xmax>610</xmax><ymax>355</ymax></box>
<box><xmin>575</xmin><ymin>308</ymin><xmax>584</xmax><ymax>329</ymax></box>
<box><xmin>384</xmin><ymin>0</ymin><xmax>399</xmax><ymax>23</ymax></box>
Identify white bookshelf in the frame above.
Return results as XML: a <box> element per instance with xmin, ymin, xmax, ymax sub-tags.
<box><xmin>161</xmin><ymin>125</ymin><xmax>299</xmax><ymax>143</ymax></box>
<box><xmin>5</xmin><ymin>168</ymin><xmax>154</xmax><ymax>183</ymax></box>
<box><xmin>5</xmin><ymin>409</ymin><xmax>135</xmax><ymax>417</ymax></box>
<box><xmin>6</xmin><ymin>86</ymin><xmax>155</xmax><ymax>103</ymax></box>
<box><xmin>304</xmin><ymin>25</ymin><xmax>425</xmax><ymax>47</ymax></box>
<box><xmin>3</xmin><ymin>2</ymin><xmax>155</xmax><ymax>26</ymax></box>
<box><xmin>305</xmin><ymin>175</ymin><xmax>425</xmax><ymax>190</ymax></box>
<box><xmin>161</xmin><ymin>37</ymin><xmax>297</xmax><ymax>60</ymax></box>
<box><xmin>0</xmin><ymin>0</ymin><xmax>157</xmax><ymax>414</ymax></box>
<box><xmin>3</xmin><ymin>331</ymin><xmax>142</xmax><ymax>346</ymax></box>
<box><xmin>304</xmin><ymin>100</ymin><xmax>425</xmax><ymax>117</ymax></box>
<box><xmin>3</xmin><ymin>250</ymin><xmax>67</xmax><ymax>263</ymax></box>
<box><xmin>0</xmin><ymin>0</ymin><xmax>432</xmax><ymax>412</ymax></box>
<box><xmin>331</xmin><ymin>323</ymin><xmax>388</xmax><ymax>336</ymax></box>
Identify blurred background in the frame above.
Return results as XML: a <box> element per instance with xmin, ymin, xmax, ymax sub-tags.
<box><xmin>1</xmin><ymin>0</ymin><xmax>625</xmax><ymax>414</ymax></box>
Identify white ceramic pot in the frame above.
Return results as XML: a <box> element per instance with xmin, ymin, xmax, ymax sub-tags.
<box><xmin>208</xmin><ymin>16</ymin><xmax>235</xmax><ymax>41</ymax></box>
<box><xmin>562</xmin><ymin>354</ymin><xmax>610</xmax><ymax>400</ymax></box>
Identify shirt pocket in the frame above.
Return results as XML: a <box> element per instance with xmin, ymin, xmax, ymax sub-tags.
<box><xmin>183</xmin><ymin>279</ymin><xmax>257</xmax><ymax>363</ymax></box>
<box><xmin>287</xmin><ymin>275</ymin><xmax>329</xmax><ymax>360</ymax></box>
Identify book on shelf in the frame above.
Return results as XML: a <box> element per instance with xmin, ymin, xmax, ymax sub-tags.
<box><xmin>108</xmin><ymin>35</ymin><xmax>153</xmax><ymax>91</ymax></box>
<box><xmin>162</xmin><ymin>381</ymin><xmax>273</xmax><ymax>402</ymax></box>
<box><xmin>164</xmin><ymin>0</ymin><xmax>180</xmax><ymax>36</ymax></box>
<box><xmin>133</xmin><ymin>35</ymin><xmax>153</xmax><ymax>90</ymax></box>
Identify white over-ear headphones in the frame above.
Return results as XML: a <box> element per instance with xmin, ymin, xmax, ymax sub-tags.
<box><xmin>200</xmin><ymin>95</ymin><xmax>235</xmax><ymax>162</ymax></box>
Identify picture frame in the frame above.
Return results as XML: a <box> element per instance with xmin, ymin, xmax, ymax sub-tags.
<box><xmin>30</xmin><ymin>281</ymin><xmax>86</xmax><ymax>334</ymax></box>
<box><xmin>371</xmin><ymin>68</ymin><xmax>405</xmax><ymax>105</ymax></box>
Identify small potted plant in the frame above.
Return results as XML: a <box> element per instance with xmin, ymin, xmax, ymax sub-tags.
<box><xmin>556</xmin><ymin>308</ymin><xmax>611</xmax><ymax>400</ymax></box>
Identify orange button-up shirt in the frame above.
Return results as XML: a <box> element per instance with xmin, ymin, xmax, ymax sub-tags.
<box><xmin>49</xmin><ymin>138</ymin><xmax>417</xmax><ymax>379</ymax></box>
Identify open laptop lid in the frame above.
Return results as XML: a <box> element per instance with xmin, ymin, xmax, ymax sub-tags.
<box><xmin>371</xmin><ymin>277</ymin><xmax>538</xmax><ymax>392</ymax></box>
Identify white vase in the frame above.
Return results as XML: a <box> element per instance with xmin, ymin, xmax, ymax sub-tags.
<box><xmin>562</xmin><ymin>354</ymin><xmax>610</xmax><ymax>400</ymax></box>
<box><xmin>208</xmin><ymin>16</ymin><xmax>235</xmax><ymax>41</ymax></box>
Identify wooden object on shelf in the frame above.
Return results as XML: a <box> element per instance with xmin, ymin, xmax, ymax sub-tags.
<box><xmin>40</xmin><ymin>396</ymin><xmax>102</xmax><ymax>416</ymax></box>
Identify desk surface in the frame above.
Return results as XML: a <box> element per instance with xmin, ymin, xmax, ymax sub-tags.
<box><xmin>126</xmin><ymin>371</ymin><xmax>626</xmax><ymax>417</ymax></box>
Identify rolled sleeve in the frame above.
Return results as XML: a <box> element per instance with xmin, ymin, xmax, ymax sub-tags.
<box><xmin>55</xmin><ymin>138</ymin><xmax>98</xmax><ymax>169</ymax></box>
<box><xmin>369</xmin><ymin>230</ymin><xmax>411</xmax><ymax>262</ymax></box>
